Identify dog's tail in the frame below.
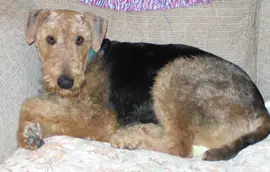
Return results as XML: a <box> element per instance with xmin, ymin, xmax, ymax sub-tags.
<box><xmin>204</xmin><ymin>110</ymin><xmax>270</xmax><ymax>161</ymax></box>
<box><xmin>232</xmin><ymin>115</ymin><xmax>270</xmax><ymax>151</ymax></box>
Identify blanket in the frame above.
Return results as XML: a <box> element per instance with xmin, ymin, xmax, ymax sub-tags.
<box><xmin>1</xmin><ymin>135</ymin><xmax>270</xmax><ymax>172</ymax></box>
<box><xmin>79</xmin><ymin>0</ymin><xmax>211</xmax><ymax>12</ymax></box>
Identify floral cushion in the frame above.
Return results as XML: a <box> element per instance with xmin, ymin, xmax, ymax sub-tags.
<box><xmin>1</xmin><ymin>134</ymin><xmax>270</xmax><ymax>172</ymax></box>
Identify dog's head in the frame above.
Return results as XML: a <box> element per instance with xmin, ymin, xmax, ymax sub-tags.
<box><xmin>24</xmin><ymin>9</ymin><xmax>108</xmax><ymax>97</ymax></box>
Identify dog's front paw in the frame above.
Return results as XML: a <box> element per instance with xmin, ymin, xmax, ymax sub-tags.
<box><xmin>18</xmin><ymin>121</ymin><xmax>44</xmax><ymax>150</ymax></box>
<box><xmin>26</xmin><ymin>132</ymin><xmax>44</xmax><ymax>150</ymax></box>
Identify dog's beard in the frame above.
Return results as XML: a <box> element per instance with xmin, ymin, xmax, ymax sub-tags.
<box><xmin>57</xmin><ymin>89</ymin><xmax>82</xmax><ymax>97</ymax></box>
<box><xmin>43</xmin><ymin>83</ymin><xmax>84</xmax><ymax>97</ymax></box>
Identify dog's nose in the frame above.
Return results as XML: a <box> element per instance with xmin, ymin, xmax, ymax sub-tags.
<box><xmin>57</xmin><ymin>75</ymin><xmax>74</xmax><ymax>89</ymax></box>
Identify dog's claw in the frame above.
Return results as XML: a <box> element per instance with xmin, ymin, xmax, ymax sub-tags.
<box><xmin>35</xmin><ymin>137</ymin><xmax>44</xmax><ymax>148</ymax></box>
<box><xmin>27</xmin><ymin>136</ymin><xmax>35</xmax><ymax>145</ymax></box>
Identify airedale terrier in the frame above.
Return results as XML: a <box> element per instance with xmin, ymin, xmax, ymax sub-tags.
<box><xmin>18</xmin><ymin>9</ymin><xmax>270</xmax><ymax>161</ymax></box>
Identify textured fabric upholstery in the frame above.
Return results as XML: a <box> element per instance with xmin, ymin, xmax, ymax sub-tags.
<box><xmin>0</xmin><ymin>0</ymin><xmax>41</xmax><ymax>162</ymax></box>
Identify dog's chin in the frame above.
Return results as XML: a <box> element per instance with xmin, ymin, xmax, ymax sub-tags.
<box><xmin>58</xmin><ymin>89</ymin><xmax>81</xmax><ymax>97</ymax></box>
<box><xmin>44</xmin><ymin>86</ymin><xmax>82</xmax><ymax>97</ymax></box>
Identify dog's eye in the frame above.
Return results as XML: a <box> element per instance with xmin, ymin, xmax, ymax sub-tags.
<box><xmin>46</xmin><ymin>36</ymin><xmax>56</xmax><ymax>45</ymax></box>
<box><xmin>76</xmin><ymin>36</ymin><xmax>84</xmax><ymax>45</ymax></box>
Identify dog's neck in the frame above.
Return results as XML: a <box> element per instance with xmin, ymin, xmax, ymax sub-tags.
<box><xmin>80</xmin><ymin>51</ymin><xmax>109</xmax><ymax>104</ymax></box>
<box><xmin>88</xmin><ymin>38</ymin><xmax>111</xmax><ymax>63</ymax></box>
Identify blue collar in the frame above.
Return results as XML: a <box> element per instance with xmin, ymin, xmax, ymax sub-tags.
<box><xmin>88</xmin><ymin>49</ymin><xmax>96</xmax><ymax>62</ymax></box>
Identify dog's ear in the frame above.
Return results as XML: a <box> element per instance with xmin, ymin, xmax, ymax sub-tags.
<box><xmin>83</xmin><ymin>12</ymin><xmax>108</xmax><ymax>52</ymax></box>
<box><xmin>24</xmin><ymin>9</ymin><xmax>50</xmax><ymax>45</ymax></box>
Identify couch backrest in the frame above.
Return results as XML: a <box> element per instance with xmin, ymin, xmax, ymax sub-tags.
<box><xmin>257</xmin><ymin>0</ymin><xmax>270</xmax><ymax>101</ymax></box>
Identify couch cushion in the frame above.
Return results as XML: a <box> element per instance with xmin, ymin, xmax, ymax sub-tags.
<box><xmin>1</xmin><ymin>135</ymin><xmax>270</xmax><ymax>171</ymax></box>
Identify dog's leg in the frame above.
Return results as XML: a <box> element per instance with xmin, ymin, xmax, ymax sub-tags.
<box><xmin>110</xmin><ymin>123</ymin><xmax>193</xmax><ymax>157</ymax></box>
<box><xmin>17</xmin><ymin>97</ymin><xmax>70</xmax><ymax>149</ymax></box>
<box><xmin>148</xmin><ymin>62</ymin><xmax>196</xmax><ymax>158</ymax></box>
<box><xmin>18</xmin><ymin>120</ymin><xmax>44</xmax><ymax>150</ymax></box>
<box><xmin>110</xmin><ymin>72</ymin><xmax>194</xmax><ymax>157</ymax></box>
<box><xmin>17</xmin><ymin>98</ymin><xmax>47</xmax><ymax>149</ymax></box>
<box><xmin>110</xmin><ymin>123</ymin><xmax>163</xmax><ymax>150</ymax></box>
<box><xmin>18</xmin><ymin>97</ymin><xmax>117</xmax><ymax>149</ymax></box>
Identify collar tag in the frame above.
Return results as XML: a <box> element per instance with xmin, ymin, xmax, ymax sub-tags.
<box><xmin>88</xmin><ymin>49</ymin><xmax>96</xmax><ymax>62</ymax></box>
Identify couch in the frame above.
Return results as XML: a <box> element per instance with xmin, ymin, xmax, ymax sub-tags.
<box><xmin>0</xmin><ymin>0</ymin><xmax>270</xmax><ymax>171</ymax></box>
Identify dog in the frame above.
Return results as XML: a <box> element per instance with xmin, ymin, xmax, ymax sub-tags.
<box><xmin>18</xmin><ymin>9</ymin><xmax>270</xmax><ymax>161</ymax></box>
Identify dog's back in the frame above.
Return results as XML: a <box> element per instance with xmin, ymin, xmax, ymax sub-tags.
<box><xmin>100</xmin><ymin>39</ymin><xmax>215</xmax><ymax>125</ymax></box>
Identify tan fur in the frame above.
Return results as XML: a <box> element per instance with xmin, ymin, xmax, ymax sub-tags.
<box><xmin>110</xmin><ymin>123</ymin><xmax>193</xmax><ymax>158</ymax></box>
